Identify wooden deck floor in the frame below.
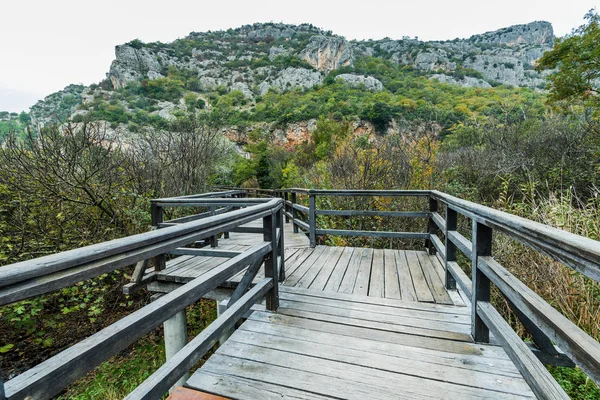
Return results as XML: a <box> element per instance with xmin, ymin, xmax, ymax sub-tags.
<box><xmin>185</xmin><ymin>286</ymin><xmax>535</xmax><ymax>399</ymax></box>
<box><xmin>154</xmin><ymin>221</ymin><xmax>538</xmax><ymax>399</ymax></box>
<box><xmin>155</xmin><ymin>221</ymin><xmax>463</xmax><ymax>306</ymax></box>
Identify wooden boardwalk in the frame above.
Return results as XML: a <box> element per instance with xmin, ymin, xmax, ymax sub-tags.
<box><xmin>153</xmin><ymin>221</ymin><xmax>539</xmax><ymax>399</ymax></box>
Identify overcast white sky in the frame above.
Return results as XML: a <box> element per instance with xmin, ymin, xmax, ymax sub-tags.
<box><xmin>0</xmin><ymin>0</ymin><xmax>597</xmax><ymax>112</ymax></box>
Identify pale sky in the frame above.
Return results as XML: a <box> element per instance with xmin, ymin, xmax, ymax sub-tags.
<box><xmin>0</xmin><ymin>0</ymin><xmax>597</xmax><ymax>112</ymax></box>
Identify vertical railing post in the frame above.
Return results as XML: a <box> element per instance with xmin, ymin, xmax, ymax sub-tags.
<box><xmin>309</xmin><ymin>193</ymin><xmax>316</xmax><ymax>248</ymax></box>
<box><xmin>150</xmin><ymin>201</ymin><xmax>166</xmax><ymax>271</ymax></box>
<box><xmin>444</xmin><ymin>207</ymin><xmax>457</xmax><ymax>290</ymax></box>
<box><xmin>263</xmin><ymin>210</ymin><xmax>279</xmax><ymax>311</ymax></box>
<box><xmin>291</xmin><ymin>191</ymin><xmax>298</xmax><ymax>233</ymax></box>
<box><xmin>1</xmin><ymin>374</ymin><xmax>5</xmax><ymax>400</ymax></box>
<box><xmin>284</xmin><ymin>191</ymin><xmax>290</xmax><ymax>223</ymax></box>
<box><xmin>472</xmin><ymin>220</ymin><xmax>492</xmax><ymax>342</ymax></box>
<box><xmin>209</xmin><ymin>206</ymin><xmax>218</xmax><ymax>247</ymax></box>
<box><xmin>277</xmin><ymin>207</ymin><xmax>285</xmax><ymax>282</ymax></box>
<box><xmin>426</xmin><ymin>197</ymin><xmax>439</xmax><ymax>255</ymax></box>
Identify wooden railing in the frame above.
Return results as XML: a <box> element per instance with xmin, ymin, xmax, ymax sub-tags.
<box><xmin>0</xmin><ymin>196</ymin><xmax>285</xmax><ymax>400</ymax></box>
<box><xmin>232</xmin><ymin>187</ymin><xmax>600</xmax><ymax>398</ymax></box>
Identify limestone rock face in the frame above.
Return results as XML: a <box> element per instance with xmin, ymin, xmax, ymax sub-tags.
<box><xmin>300</xmin><ymin>36</ymin><xmax>354</xmax><ymax>71</ymax></box>
<box><xmin>261</xmin><ymin>68</ymin><xmax>324</xmax><ymax>95</ymax></box>
<box><xmin>430</xmin><ymin>74</ymin><xmax>492</xmax><ymax>88</ymax></box>
<box><xmin>468</xmin><ymin>21</ymin><xmax>554</xmax><ymax>47</ymax></box>
<box><xmin>335</xmin><ymin>74</ymin><xmax>383</xmax><ymax>91</ymax></box>
<box><xmin>109</xmin><ymin>45</ymin><xmax>164</xmax><ymax>89</ymax></box>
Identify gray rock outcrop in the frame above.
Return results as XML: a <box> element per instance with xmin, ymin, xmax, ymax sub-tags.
<box><xmin>335</xmin><ymin>74</ymin><xmax>383</xmax><ymax>91</ymax></box>
<box><xmin>300</xmin><ymin>36</ymin><xmax>354</xmax><ymax>71</ymax></box>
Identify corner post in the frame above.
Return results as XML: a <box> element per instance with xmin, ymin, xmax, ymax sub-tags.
<box><xmin>472</xmin><ymin>220</ymin><xmax>492</xmax><ymax>342</ymax></box>
<box><xmin>444</xmin><ymin>207</ymin><xmax>457</xmax><ymax>289</ymax></box>
<box><xmin>291</xmin><ymin>191</ymin><xmax>299</xmax><ymax>233</ymax></box>
<box><xmin>150</xmin><ymin>201</ymin><xmax>166</xmax><ymax>271</ymax></box>
<box><xmin>277</xmin><ymin>207</ymin><xmax>285</xmax><ymax>281</ymax></box>
<box><xmin>263</xmin><ymin>210</ymin><xmax>279</xmax><ymax>311</ymax></box>
<box><xmin>426</xmin><ymin>197</ymin><xmax>439</xmax><ymax>255</ymax></box>
<box><xmin>309</xmin><ymin>194</ymin><xmax>317</xmax><ymax>248</ymax></box>
<box><xmin>163</xmin><ymin>310</ymin><xmax>189</xmax><ymax>392</ymax></box>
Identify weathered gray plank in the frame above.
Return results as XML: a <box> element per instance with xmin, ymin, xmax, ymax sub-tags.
<box><xmin>284</xmin><ymin>246</ymin><xmax>326</xmax><ymax>286</ymax></box>
<box><xmin>323</xmin><ymin>247</ymin><xmax>354</xmax><ymax>292</ymax></box>
<box><xmin>303</xmin><ymin>247</ymin><xmax>344</xmax><ymax>290</ymax></box>
<box><xmin>337</xmin><ymin>247</ymin><xmax>364</xmax><ymax>294</ymax></box>
<box><xmin>404</xmin><ymin>251</ymin><xmax>435</xmax><ymax>303</ymax></box>
<box><xmin>353</xmin><ymin>248</ymin><xmax>374</xmax><ymax>296</ymax></box>
<box><xmin>187</xmin><ymin>371</ymin><xmax>333</xmax><ymax>400</ymax></box>
<box><xmin>416</xmin><ymin>251</ymin><xmax>453</xmax><ymax>305</ymax></box>
<box><xmin>395</xmin><ymin>250</ymin><xmax>417</xmax><ymax>302</ymax></box>
<box><xmin>383</xmin><ymin>249</ymin><xmax>401</xmax><ymax>299</ymax></box>
<box><xmin>368</xmin><ymin>249</ymin><xmax>385</xmax><ymax>298</ymax></box>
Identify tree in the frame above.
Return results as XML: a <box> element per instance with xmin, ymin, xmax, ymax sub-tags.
<box><xmin>536</xmin><ymin>10</ymin><xmax>600</xmax><ymax>109</ymax></box>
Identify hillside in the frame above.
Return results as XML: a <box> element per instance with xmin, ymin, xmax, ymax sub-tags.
<box><xmin>10</xmin><ymin>21</ymin><xmax>554</xmax><ymax>143</ymax></box>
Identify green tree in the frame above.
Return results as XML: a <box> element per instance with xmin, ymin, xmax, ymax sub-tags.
<box><xmin>537</xmin><ymin>10</ymin><xmax>600</xmax><ymax>109</ymax></box>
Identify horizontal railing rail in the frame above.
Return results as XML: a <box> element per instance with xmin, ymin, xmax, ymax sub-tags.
<box><xmin>1</xmin><ymin>196</ymin><xmax>285</xmax><ymax>400</ymax></box>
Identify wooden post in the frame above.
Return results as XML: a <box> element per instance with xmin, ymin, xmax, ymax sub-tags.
<box><xmin>426</xmin><ymin>197</ymin><xmax>438</xmax><ymax>255</ymax></box>
<box><xmin>277</xmin><ymin>208</ymin><xmax>285</xmax><ymax>282</ymax></box>
<box><xmin>150</xmin><ymin>202</ymin><xmax>166</xmax><ymax>271</ymax></box>
<box><xmin>1</xmin><ymin>374</ymin><xmax>5</xmax><ymax>400</ymax></box>
<box><xmin>472</xmin><ymin>220</ymin><xmax>492</xmax><ymax>342</ymax></box>
<box><xmin>445</xmin><ymin>207</ymin><xmax>457</xmax><ymax>290</ymax></box>
<box><xmin>284</xmin><ymin>192</ymin><xmax>290</xmax><ymax>223</ymax></box>
<box><xmin>163</xmin><ymin>310</ymin><xmax>189</xmax><ymax>392</ymax></box>
<box><xmin>209</xmin><ymin>206</ymin><xmax>218</xmax><ymax>247</ymax></box>
<box><xmin>309</xmin><ymin>194</ymin><xmax>316</xmax><ymax>248</ymax></box>
<box><xmin>263</xmin><ymin>212</ymin><xmax>279</xmax><ymax>311</ymax></box>
<box><xmin>291</xmin><ymin>191</ymin><xmax>298</xmax><ymax>234</ymax></box>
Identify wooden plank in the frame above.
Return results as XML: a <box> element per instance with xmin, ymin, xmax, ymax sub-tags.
<box><xmin>169</xmin><ymin>248</ymin><xmax>242</xmax><ymax>258</ymax></box>
<box><xmin>274</xmin><ymin>306</ymin><xmax>471</xmax><ymax>342</ymax></box>
<box><xmin>229</xmin><ymin>328</ymin><xmax>533</xmax><ymax>395</ymax></box>
<box><xmin>240</xmin><ymin>320</ymin><xmax>521</xmax><ymax>375</ymax></box>
<box><xmin>300</xmin><ymin>247</ymin><xmax>343</xmax><ymax>290</ymax></box>
<box><xmin>124</xmin><ymin>278</ymin><xmax>273</xmax><ymax>400</ymax></box>
<box><xmin>368</xmin><ymin>249</ymin><xmax>385</xmax><ymax>298</ymax></box>
<box><xmin>316</xmin><ymin>210</ymin><xmax>429</xmax><ymax>218</ymax></box>
<box><xmin>187</xmin><ymin>371</ymin><xmax>332</xmax><ymax>400</ymax></box>
<box><xmin>214</xmin><ymin>342</ymin><xmax>531</xmax><ymax>399</ymax></box>
<box><xmin>283</xmin><ymin>246</ymin><xmax>326</xmax><ymax>287</ymax></box>
<box><xmin>4</xmin><ymin>243</ymin><xmax>272</xmax><ymax>400</ymax></box>
<box><xmin>278</xmin><ymin>291</ymin><xmax>470</xmax><ymax>324</ymax></box>
<box><xmin>383</xmin><ymin>249</ymin><xmax>401</xmax><ymax>299</ymax></box>
<box><xmin>404</xmin><ymin>251</ymin><xmax>435</xmax><ymax>303</ymax></box>
<box><xmin>337</xmin><ymin>247</ymin><xmax>364</xmax><ymax>294</ymax></box>
<box><xmin>416</xmin><ymin>252</ymin><xmax>453</xmax><ymax>305</ymax></box>
<box><xmin>276</xmin><ymin>300</ymin><xmax>470</xmax><ymax>336</ymax></box>
<box><xmin>248</xmin><ymin>310</ymin><xmax>502</xmax><ymax>357</ymax></box>
<box><xmin>280</xmin><ymin>284</ymin><xmax>469</xmax><ymax>315</ymax></box>
<box><xmin>323</xmin><ymin>247</ymin><xmax>354</xmax><ymax>292</ymax></box>
<box><xmin>353</xmin><ymin>248</ymin><xmax>374</xmax><ymax>296</ymax></box>
<box><xmin>395</xmin><ymin>250</ymin><xmax>417</xmax><ymax>302</ymax></box>
<box><xmin>431</xmin><ymin>212</ymin><xmax>446</xmax><ymax>232</ymax></box>
<box><xmin>477</xmin><ymin>302</ymin><xmax>569</xmax><ymax>399</ymax></box>
<box><xmin>429</xmin><ymin>255</ymin><xmax>466</xmax><ymax>307</ymax></box>
<box><xmin>281</xmin><ymin>248</ymin><xmax>313</xmax><ymax>278</ymax></box>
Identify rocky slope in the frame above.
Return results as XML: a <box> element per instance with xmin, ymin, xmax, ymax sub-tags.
<box><xmin>26</xmin><ymin>21</ymin><xmax>554</xmax><ymax>130</ymax></box>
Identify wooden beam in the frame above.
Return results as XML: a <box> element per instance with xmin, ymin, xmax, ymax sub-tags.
<box><xmin>478</xmin><ymin>256</ymin><xmax>600</xmax><ymax>386</ymax></box>
<box><xmin>315</xmin><ymin>229</ymin><xmax>428</xmax><ymax>240</ymax></box>
<box><xmin>315</xmin><ymin>210</ymin><xmax>429</xmax><ymax>218</ymax></box>
<box><xmin>169</xmin><ymin>249</ymin><xmax>242</xmax><ymax>258</ymax></box>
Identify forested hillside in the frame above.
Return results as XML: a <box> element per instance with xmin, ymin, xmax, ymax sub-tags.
<box><xmin>1</xmin><ymin>11</ymin><xmax>599</xmax><ymax>399</ymax></box>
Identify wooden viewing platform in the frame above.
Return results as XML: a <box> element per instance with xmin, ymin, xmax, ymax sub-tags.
<box><xmin>1</xmin><ymin>189</ymin><xmax>599</xmax><ymax>399</ymax></box>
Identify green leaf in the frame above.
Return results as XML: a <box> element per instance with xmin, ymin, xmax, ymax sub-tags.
<box><xmin>0</xmin><ymin>343</ymin><xmax>14</xmax><ymax>353</ymax></box>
